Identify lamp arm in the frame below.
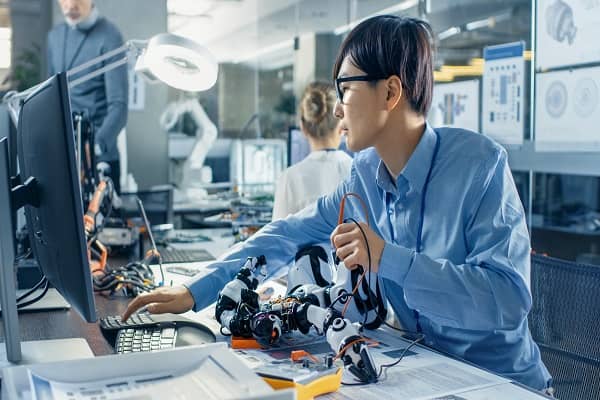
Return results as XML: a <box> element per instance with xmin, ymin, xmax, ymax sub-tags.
<box><xmin>2</xmin><ymin>40</ymin><xmax>145</xmax><ymax>125</ymax></box>
<box><xmin>67</xmin><ymin>40</ymin><xmax>147</xmax><ymax>89</ymax></box>
<box><xmin>68</xmin><ymin>56</ymin><xmax>128</xmax><ymax>89</ymax></box>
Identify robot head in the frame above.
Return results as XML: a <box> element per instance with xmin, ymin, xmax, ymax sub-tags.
<box><xmin>251</xmin><ymin>312</ymin><xmax>283</xmax><ymax>346</ymax></box>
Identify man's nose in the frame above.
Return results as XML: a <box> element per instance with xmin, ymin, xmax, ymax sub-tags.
<box><xmin>333</xmin><ymin>100</ymin><xmax>343</xmax><ymax>119</ymax></box>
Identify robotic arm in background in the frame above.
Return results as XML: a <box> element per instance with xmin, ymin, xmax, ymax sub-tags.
<box><xmin>215</xmin><ymin>247</ymin><xmax>384</xmax><ymax>384</ymax></box>
<box><xmin>160</xmin><ymin>99</ymin><xmax>217</xmax><ymax>190</ymax></box>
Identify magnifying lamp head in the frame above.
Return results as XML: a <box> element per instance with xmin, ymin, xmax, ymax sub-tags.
<box><xmin>137</xmin><ymin>33</ymin><xmax>218</xmax><ymax>92</ymax></box>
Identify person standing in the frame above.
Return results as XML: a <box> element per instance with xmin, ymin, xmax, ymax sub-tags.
<box><xmin>48</xmin><ymin>0</ymin><xmax>128</xmax><ymax>192</ymax></box>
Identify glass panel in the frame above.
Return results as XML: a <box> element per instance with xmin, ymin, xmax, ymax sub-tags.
<box><xmin>532</xmin><ymin>173</ymin><xmax>600</xmax><ymax>263</ymax></box>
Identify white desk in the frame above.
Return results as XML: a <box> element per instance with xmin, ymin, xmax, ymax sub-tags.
<box><xmin>153</xmin><ymin>264</ymin><xmax>551</xmax><ymax>400</ymax></box>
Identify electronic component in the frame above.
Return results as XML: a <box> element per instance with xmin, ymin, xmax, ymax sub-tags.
<box><xmin>215</xmin><ymin>254</ymin><xmax>380</xmax><ymax>384</ymax></box>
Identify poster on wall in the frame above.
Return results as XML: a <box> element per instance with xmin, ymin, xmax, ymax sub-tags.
<box><xmin>482</xmin><ymin>41</ymin><xmax>525</xmax><ymax>146</ymax></box>
<box><xmin>429</xmin><ymin>79</ymin><xmax>480</xmax><ymax>132</ymax></box>
<box><xmin>535</xmin><ymin>65</ymin><xmax>600</xmax><ymax>151</ymax></box>
<box><xmin>536</xmin><ymin>0</ymin><xmax>600</xmax><ymax>70</ymax></box>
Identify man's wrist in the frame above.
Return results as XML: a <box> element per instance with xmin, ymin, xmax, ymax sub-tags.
<box><xmin>371</xmin><ymin>236</ymin><xmax>385</xmax><ymax>273</ymax></box>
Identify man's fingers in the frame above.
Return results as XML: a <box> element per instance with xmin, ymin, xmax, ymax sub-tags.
<box><xmin>330</xmin><ymin>223</ymin><xmax>357</xmax><ymax>243</ymax></box>
<box><xmin>342</xmin><ymin>249</ymin><xmax>361</xmax><ymax>270</ymax></box>
<box><xmin>122</xmin><ymin>292</ymin><xmax>166</xmax><ymax>321</ymax></box>
<box><xmin>146</xmin><ymin>301</ymin><xmax>173</xmax><ymax>315</ymax></box>
<box><xmin>332</xmin><ymin>229</ymin><xmax>360</xmax><ymax>249</ymax></box>
<box><xmin>336</xmin><ymin>240</ymin><xmax>360</xmax><ymax>261</ymax></box>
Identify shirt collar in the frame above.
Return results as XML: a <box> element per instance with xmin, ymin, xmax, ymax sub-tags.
<box><xmin>376</xmin><ymin>122</ymin><xmax>438</xmax><ymax>196</ymax></box>
<box><xmin>306</xmin><ymin>149</ymin><xmax>339</xmax><ymax>160</ymax></box>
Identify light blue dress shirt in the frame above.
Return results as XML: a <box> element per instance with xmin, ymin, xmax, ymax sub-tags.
<box><xmin>185</xmin><ymin>123</ymin><xmax>551</xmax><ymax>390</ymax></box>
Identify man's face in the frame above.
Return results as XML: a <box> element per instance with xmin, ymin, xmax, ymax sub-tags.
<box><xmin>58</xmin><ymin>0</ymin><xmax>93</xmax><ymax>24</ymax></box>
<box><xmin>333</xmin><ymin>57</ymin><xmax>388</xmax><ymax>152</ymax></box>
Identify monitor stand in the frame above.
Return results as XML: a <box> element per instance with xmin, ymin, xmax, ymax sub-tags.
<box><xmin>0</xmin><ymin>338</ymin><xmax>94</xmax><ymax>370</ymax></box>
<box><xmin>0</xmin><ymin>288</ymin><xmax>70</xmax><ymax>312</ymax></box>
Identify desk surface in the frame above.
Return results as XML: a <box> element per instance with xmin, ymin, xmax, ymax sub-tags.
<box><xmin>1</xmin><ymin>229</ymin><xmax>551</xmax><ymax>399</ymax></box>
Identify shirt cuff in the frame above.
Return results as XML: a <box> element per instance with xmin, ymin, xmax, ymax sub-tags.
<box><xmin>378</xmin><ymin>242</ymin><xmax>415</xmax><ymax>285</ymax></box>
<box><xmin>182</xmin><ymin>268</ymin><xmax>225</xmax><ymax>312</ymax></box>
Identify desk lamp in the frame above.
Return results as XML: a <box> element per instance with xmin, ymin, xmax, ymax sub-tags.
<box><xmin>4</xmin><ymin>33</ymin><xmax>218</xmax><ymax>123</ymax></box>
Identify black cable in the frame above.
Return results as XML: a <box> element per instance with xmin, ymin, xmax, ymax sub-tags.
<box><xmin>342</xmin><ymin>217</ymin><xmax>427</xmax><ymax>380</ymax></box>
<box><xmin>92</xmin><ymin>260</ymin><xmax>156</xmax><ymax>296</ymax></box>
<box><xmin>377</xmin><ymin>334</ymin><xmax>425</xmax><ymax>381</ymax></box>
<box><xmin>344</xmin><ymin>217</ymin><xmax>374</xmax><ymax>329</ymax></box>
<box><xmin>341</xmin><ymin>380</ymin><xmax>373</xmax><ymax>386</ymax></box>
<box><xmin>17</xmin><ymin>279</ymin><xmax>49</xmax><ymax>309</ymax></box>
<box><xmin>15</xmin><ymin>249</ymin><xmax>32</xmax><ymax>262</ymax></box>
<box><xmin>16</xmin><ymin>276</ymin><xmax>47</xmax><ymax>302</ymax></box>
<box><xmin>328</xmin><ymin>292</ymin><xmax>350</xmax><ymax>310</ymax></box>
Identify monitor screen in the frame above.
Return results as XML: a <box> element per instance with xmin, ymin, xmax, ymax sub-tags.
<box><xmin>231</xmin><ymin>139</ymin><xmax>286</xmax><ymax>194</ymax></box>
<box><xmin>287</xmin><ymin>127</ymin><xmax>310</xmax><ymax>167</ymax></box>
<box><xmin>16</xmin><ymin>73</ymin><xmax>96</xmax><ymax>323</ymax></box>
<box><xmin>243</xmin><ymin>140</ymin><xmax>286</xmax><ymax>187</ymax></box>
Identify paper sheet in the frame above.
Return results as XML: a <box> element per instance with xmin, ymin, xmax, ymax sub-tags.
<box><xmin>29</xmin><ymin>356</ymin><xmax>258</xmax><ymax>400</ymax></box>
<box><xmin>435</xmin><ymin>382</ymin><xmax>548</xmax><ymax>400</ymax></box>
<box><xmin>320</xmin><ymin>362</ymin><xmax>503</xmax><ymax>400</ymax></box>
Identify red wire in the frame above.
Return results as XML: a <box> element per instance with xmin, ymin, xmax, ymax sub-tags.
<box><xmin>338</xmin><ymin>192</ymin><xmax>370</xmax><ymax>225</ymax></box>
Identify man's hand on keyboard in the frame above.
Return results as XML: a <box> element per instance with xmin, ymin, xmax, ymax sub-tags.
<box><xmin>122</xmin><ymin>286</ymin><xmax>195</xmax><ymax>321</ymax></box>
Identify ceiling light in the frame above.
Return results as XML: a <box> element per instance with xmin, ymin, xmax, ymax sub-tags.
<box><xmin>333</xmin><ymin>0</ymin><xmax>418</xmax><ymax>35</ymax></box>
<box><xmin>233</xmin><ymin>39</ymin><xmax>294</xmax><ymax>64</ymax></box>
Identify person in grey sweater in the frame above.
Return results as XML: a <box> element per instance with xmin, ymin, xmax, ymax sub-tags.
<box><xmin>47</xmin><ymin>0</ymin><xmax>128</xmax><ymax>192</ymax></box>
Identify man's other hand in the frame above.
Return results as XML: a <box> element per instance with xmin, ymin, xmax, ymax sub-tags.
<box><xmin>121</xmin><ymin>285</ymin><xmax>195</xmax><ymax>321</ymax></box>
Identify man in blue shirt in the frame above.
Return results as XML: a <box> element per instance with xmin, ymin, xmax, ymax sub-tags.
<box><xmin>48</xmin><ymin>0</ymin><xmax>128</xmax><ymax>192</ymax></box>
<box><xmin>123</xmin><ymin>15</ymin><xmax>551</xmax><ymax>392</ymax></box>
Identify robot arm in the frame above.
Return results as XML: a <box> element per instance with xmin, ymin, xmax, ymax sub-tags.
<box><xmin>215</xmin><ymin>256</ymin><xmax>267</xmax><ymax>337</ymax></box>
<box><xmin>215</xmin><ymin>254</ymin><xmax>379</xmax><ymax>384</ymax></box>
<box><xmin>160</xmin><ymin>99</ymin><xmax>217</xmax><ymax>188</ymax></box>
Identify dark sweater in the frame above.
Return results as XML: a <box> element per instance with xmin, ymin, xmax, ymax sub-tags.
<box><xmin>47</xmin><ymin>16</ymin><xmax>128</xmax><ymax>162</ymax></box>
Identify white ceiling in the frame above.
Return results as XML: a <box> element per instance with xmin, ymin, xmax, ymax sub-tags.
<box><xmin>166</xmin><ymin>0</ymin><xmax>531</xmax><ymax>70</ymax></box>
<box><xmin>167</xmin><ymin>0</ymin><xmax>412</xmax><ymax>68</ymax></box>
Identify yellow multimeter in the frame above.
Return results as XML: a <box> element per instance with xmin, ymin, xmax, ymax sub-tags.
<box><xmin>255</xmin><ymin>363</ymin><xmax>343</xmax><ymax>400</ymax></box>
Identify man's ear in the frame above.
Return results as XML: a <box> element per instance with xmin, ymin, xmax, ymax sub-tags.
<box><xmin>385</xmin><ymin>75</ymin><xmax>403</xmax><ymax>111</ymax></box>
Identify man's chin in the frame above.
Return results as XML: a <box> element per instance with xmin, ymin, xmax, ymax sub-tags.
<box><xmin>65</xmin><ymin>15</ymin><xmax>82</xmax><ymax>25</ymax></box>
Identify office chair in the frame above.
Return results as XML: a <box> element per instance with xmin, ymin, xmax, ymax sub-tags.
<box><xmin>529</xmin><ymin>254</ymin><xmax>600</xmax><ymax>400</ymax></box>
<box><xmin>119</xmin><ymin>186</ymin><xmax>174</xmax><ymax>226</ymax></box>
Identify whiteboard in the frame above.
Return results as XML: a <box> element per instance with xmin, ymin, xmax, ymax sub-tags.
<box><xmin>429</xmin><ymin>79</ymin><xmax>480</xmax><ymax>132</ymax></box>
<box><xmin>535</xmin><ymin>66</ymin><xmax>600</xmax><ymax>150</ymax></box>
<box><xmin>536</xmin><ymin>0</ymin><xmax>600</xmax><ymax>70</ymax></box>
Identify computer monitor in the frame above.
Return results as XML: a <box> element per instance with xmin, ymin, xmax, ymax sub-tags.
<box><xmin>0</xmin><ymin>73</ymin><xmax>96</xmax><ymax>365</ymax></box>
<box><xmin>287</xmin><ymin>127</ymin><xmax>310</xmax><ymax>167</ymax></box>
<box><xmin>230</xmin><ymin>139</ymin><xmax>287</xmax><ymax>194</ymax></box>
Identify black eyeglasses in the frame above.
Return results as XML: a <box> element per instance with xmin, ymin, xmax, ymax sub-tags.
<box><xmin>335</xmin><ymin>75</ymin><xmax>387</xmax><ymax>104</ymax></box>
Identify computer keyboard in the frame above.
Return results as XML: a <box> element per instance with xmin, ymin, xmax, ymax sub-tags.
<box><xmin>158</xmin><ymin>247</ymin><xmax>215</xmax><ymax>263</ymax></box>
<box><xmin>99</xmin><ymin>313</ymin><xmax>216</xmax><ymax>354</ymax></box>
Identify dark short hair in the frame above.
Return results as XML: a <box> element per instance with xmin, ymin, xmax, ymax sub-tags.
<box><xmin>333</xmin><ymin>15</ymin><xmax>434</xmax><ymax>116</ymax></box>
